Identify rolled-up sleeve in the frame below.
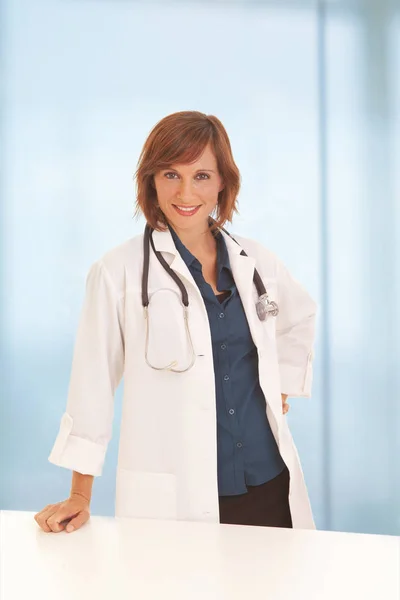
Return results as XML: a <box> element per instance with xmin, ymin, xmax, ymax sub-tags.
<box><xmin>274</xmin><ymin>258</ymin><xmax>317</xmax><ymax>398</ymax></box>
<box><xmin>48</xmin><ymin>260</ymin><xmax>125</xmax><ymax>476</ymax></box>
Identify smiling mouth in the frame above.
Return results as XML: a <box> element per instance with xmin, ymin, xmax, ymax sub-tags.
<box><xmin>172</xmin><ymin>205</ymin><xmax>201</xmax><ymax>216</ymax></box>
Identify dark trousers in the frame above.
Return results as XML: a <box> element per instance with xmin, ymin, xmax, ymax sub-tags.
<box><xmin>218</xmin><ymin>465</ymin><xmax>293</xmax><ymax>528</ymax></box>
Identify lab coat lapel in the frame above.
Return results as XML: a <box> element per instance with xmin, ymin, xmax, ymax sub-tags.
<box><xmin>151</xmin><ymin>228</ymin><xmax>203</xmax><ymax>301</ymax></box>
<box><xmin>222</xmin><ymin>232</ymin><xmax>263</xmax><ymax>350</ymax></box>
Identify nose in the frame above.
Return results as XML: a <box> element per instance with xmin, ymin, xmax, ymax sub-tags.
<box><xmin>177</xmin><ymin>177</ymin><xmax>196</xmax><ymax>202</ymax></box>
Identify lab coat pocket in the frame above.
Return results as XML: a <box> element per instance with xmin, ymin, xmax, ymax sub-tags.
<box><xmin>116</xmin><ymin>469</ymin><xmax>177</xmax><ymax>520</ymax></box>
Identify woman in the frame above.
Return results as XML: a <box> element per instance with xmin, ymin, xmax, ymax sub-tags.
<box><xmin>34</xmin><ymin>111</ymin><xmax>317</xmax><ymax>534</ymax></box>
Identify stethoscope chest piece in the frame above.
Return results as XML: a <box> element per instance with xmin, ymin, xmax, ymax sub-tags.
<box><xmin>256</xmin><ymin>294</ymin><xmax>279</xmax><ymax>321</ymax></box>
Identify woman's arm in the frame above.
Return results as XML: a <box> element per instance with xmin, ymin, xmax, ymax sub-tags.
<box><xmin>274</xmin><ymin>257</ymin><xmax>317</xmax><ymax>398</ymax></box>
<box><xmin>48</xmin><ymin>260</ymin><xmax>125</xmax><ymax>477</ymax></box>
<box><xmin>70</xmin><ymin>471</ymin><xmax>95</xmax><ymax>504</ymax></box>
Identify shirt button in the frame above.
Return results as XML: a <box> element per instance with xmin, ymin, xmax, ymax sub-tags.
<box><xmin>224</xmin><ymin>375</ymin><xmax>230</xmax><ymax>381</ymax></box>
<box><xmin>219</xmin><ymin>312</ymin><xmax>225</xmax><ymax>319</ymax></box>
<box><xmin>236</xmin><ymin>442</ymin><xmax>243</xmax><ymax>448</ymax></box>
<box><xmin>221</xmin><ymin>344</ymin><xmax>227</xmax><ymax>350</ymax></box>
<box><xmin>229</xmin><ymin>409</ymin><xmax>235</xmax><ymax>415</ymax></box>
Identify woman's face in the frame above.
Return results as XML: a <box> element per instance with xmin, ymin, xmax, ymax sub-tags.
<box><xmin>153</xmin><ymin>144</ymin><xmax>224</xmax><ymax>235</ymax></box>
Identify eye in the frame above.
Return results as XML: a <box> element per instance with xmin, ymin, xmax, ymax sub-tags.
<box><xmin>164</xmin><ymin>171</ymin><xmax>178</xmax><ymax>179</ymax></box>
<box><xmin>163</xmin><ymin>171</ymin><xmax>210</xmax><ymax>180</ymax></box>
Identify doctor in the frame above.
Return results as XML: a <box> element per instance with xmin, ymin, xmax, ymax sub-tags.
<box><xmin>34</xmin><ymin>110</ymin><xmax>317</xmax><ymax>534</ymax></box>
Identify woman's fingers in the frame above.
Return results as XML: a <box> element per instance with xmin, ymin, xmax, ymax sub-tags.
<box><xmin>46</xmin><ymin>505</ymin><xmax>79</xmax><ymax>533</ymax></box>
<box><xmin>281</xmin><ymin>394</ymin><xmax>290</xmax><ymax>414</ymax></box>
<box><xmin>65</xmin><ymin>510</ymin><xmax>90</xmax><ymax>533</ymax></box>
<box><xmin>34</xmin><ymin>504</ymin><xmax>60</xmax><ymax>533</ymax></box>
<box><xmin>34</xmin><ymin>497</ymin><xmax>90</xmax><ymax>534</ymax></box>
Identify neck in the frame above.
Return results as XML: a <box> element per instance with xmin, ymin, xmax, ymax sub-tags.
<box><xmin>171</xmin><ymin>223</ymin><xmax>216</xmax><ymax>256</ymax></box>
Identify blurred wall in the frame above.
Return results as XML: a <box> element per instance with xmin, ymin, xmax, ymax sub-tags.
<box><xmin>0</xmin><ymin>0</ymin><xmax>399</xmax><ymax>535</ymax></box>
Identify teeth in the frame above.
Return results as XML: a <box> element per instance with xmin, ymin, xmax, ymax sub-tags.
<box><xmin>176</xmin><ymin>206</ymin><xmax>198</xmax><ymax>212</ymax></box>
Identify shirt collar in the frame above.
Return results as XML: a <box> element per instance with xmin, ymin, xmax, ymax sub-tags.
<box><xmin>216</xmin><ymin>229</ymin><xmax>231</xmax><ymax>275</ymax></box>
<box><xmin>169</xmin><ymin>226</ymin><xmax>198</xmax><ymax>268</ymax></box>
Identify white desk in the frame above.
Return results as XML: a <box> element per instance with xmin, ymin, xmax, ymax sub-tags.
<box><xmin>0</xmin><ymin>510</ymin><xmax>398</xmax><ymax>600</ymax></box>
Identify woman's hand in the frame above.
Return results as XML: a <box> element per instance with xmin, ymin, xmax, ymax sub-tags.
<box><xmin>281</xmin><ymin>394</ymin><xmax>290</xmax><ymax>415</ymax></box>
<box><xmin>34</xmin><ymin>493</ymin><xmax>90</xmax><ymax>534</ymax></box>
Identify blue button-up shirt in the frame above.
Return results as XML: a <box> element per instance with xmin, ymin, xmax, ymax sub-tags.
<box><xmin>170</xmin><ymin>226</ymin><xmax>286</xmax><ymax>496</ymax></box>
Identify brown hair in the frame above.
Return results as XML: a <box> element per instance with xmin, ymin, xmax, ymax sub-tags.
<box><xmin>134</xmin><ymin>111</ymin><xmax>241</xmax><ymax>231</ymax></box>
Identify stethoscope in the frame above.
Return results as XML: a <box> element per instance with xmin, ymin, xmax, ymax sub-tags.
<box><xmin>141</xmin><ymin>222</ymin><xmax>279</xmax><ymax>372</ymax></box>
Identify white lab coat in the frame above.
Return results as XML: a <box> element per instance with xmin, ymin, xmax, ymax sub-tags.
<box><xmin>49</xmin><ymin>228</ymin><xmax>317</xmax><ymax>529</ymax></box>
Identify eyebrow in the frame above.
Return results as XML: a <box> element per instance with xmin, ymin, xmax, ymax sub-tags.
<box><xmin>164</xmin><ymin>167</ymin><xmax>216</xmax><ymax>173</ymax></box>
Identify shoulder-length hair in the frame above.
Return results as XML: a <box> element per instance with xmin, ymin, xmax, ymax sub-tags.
<box><xmin>134</xmin><ymin>111</ymin><xmax>241</xmax><ymax>231</ymax></box>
